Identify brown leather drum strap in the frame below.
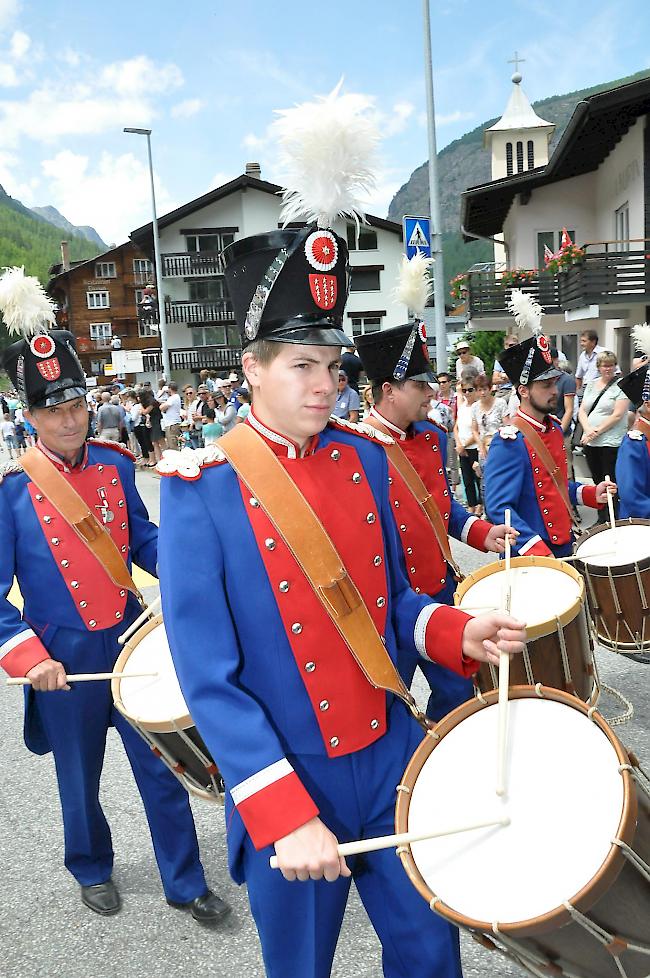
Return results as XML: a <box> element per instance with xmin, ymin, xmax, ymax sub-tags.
<box><xmin>363</xmin><ymin>418</ymin><xmax>464</xmax><ymax>582</ymax></box>
<box><xmin>511</xmin><ymin>415</ymin><xmax>576</xmax><ymax>527</ymax></box>
<box><xmin>20</xmin><ymin>447</ymin><xmax>144</xmax><ymax>605</ymax></box>
<box><xmin>218</xmin><ymin>425</ymin><xmax>427</xmax><ymax>726</ymax></box>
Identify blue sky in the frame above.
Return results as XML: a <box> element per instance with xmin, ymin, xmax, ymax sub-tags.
<box><xmin>0</xmin><ymin>0</ymin><xmax>648</xmax><ymax>245</ymax></box>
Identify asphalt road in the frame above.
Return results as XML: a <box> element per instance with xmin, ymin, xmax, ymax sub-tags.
<box><xmin>1</xmin><ymin>458</ymin><xmax>648</xmax><ymax>978</ymax></box>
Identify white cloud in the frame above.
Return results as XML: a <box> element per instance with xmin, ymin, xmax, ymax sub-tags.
<box><xmin>435</xmin><ymin>110</ymin><xmax>475</xmax><ymax>126</ymax></box>
<box><xmin>99</xmin><ymin>55</ymin><xmax>183</xmax><ymax>97</ymax></box>
<box><xmin>381</xmin><ymin>101</ymin><xmax>415</xmax><ymax>137</ymax></box>
<box><xmin>58</xmin><ymin>48</ymin><xmax>82</xmax><ymax>68</ymax></box>
<box><xmin>171</xmin><ymin>97</ymin><xmax>203</xmax><ymax>119</ymax></box>
<box><xmin>0</xmin><ymin>62</ymin><xmax>17</xmax><ymax>85</ymax></box>
<box><xmin>0</xmin><ymin>0</ymin><xmax>20</xmax><ymax>30</ymax></box>
<box><xmin>0</xmin><ymin>149</ymin><xmax>39</xmax><ymax>203</ymax></box>
<box><xmin>242</xmin><ymin>132</ymin><xmax>266</xmax><ymax>151</ymax></box>
<box><xmin>9</xmin><ymin>29</ymin><xmax>29</xmax><ymax>59</ymax></box>
<box><xmin>40</xmin><ymin>150</ymin><xmax>176</xmax><ymax>244</ymax></box>
<box><xmin>210</xmin><ymin>170</ymin><xmax>237</xmax><ymax>190</ymax></box>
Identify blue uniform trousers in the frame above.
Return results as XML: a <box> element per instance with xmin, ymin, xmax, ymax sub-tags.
<box><xmin>30</xmin><ymin>616</ymin><xmax>207</xmax><ymax>902</ymax></box>
<box><xmin>243</xmin><ymin>704</ymin><xmax>462</xmax><ymax>978</ymax></box>
<box><xmin>399</xmin><ymin>574</ymin><xmax>474</xmax><ymax>722</ymax></box>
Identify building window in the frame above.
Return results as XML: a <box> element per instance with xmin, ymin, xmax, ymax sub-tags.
<box><xmin>190</xmin><ymin>325</ymin><xmax>228</xmax><ymax>347</ymax></box>
<box><xmin>89</xmin><ymin>322</ymin><xmax>112</xmax><ymax>346</ymax></box>
<box><xmin>615</xmin><ymin>202</ymin><xmax>630</xmax><ymax>251</ymax></box>
<box><xmin>87</xmin><ymin>290</ymin><xmax>110</xmax><ymax>309</ymax></box>
<box><xmin>506</xmin><ymin>142</ymin><xmax>513</xmax><ymax>176</ymax></box>
<box><xmin>346</xmin><ymin>224</ymin><xmax>378</xmax><ymax>251</ymax></box>
<box><xmin>90</xmin><ymin>359</ymin><xmax>109</xmax><ymax>374</ymax></box>
<box><xmin>350</xmin><ymin>268</ymin><xmax>381</xmax><ymax>292</ymax></box>
<box><xmin>133</xmin><ymin>258</ymin><xmax>154</xmax><ymax>284</ymax></box>
<box><xmin>516</xmin><ymin>141</ymin><xmax>524</xmax><ymax>173</ymax></box>
<box><xmin>138</xmin><ymin>318</ymin><xmax>159</xmax><ymax>338</ymax></box>
<box><xmin>95</xmin><ymin>262</ymin><xmax>117</xmax><ymax>278</ymax></box>
<box><xmin>350</xmin><ymin>315</ymin><xmax>383</xmax><ymax>337</ymax></box>
<box><xmin>188</xmin><ymin>280</ymin><xmax>227</xmax><ymax>302</ymax></box>
<box><xmin>185</xmin><ymin>232</ymin><xmax>235</xmax><ymax>254</ymax></box>
<box><xmin>527</xmin><ymin>140</ymin><xmax>535</xmax><ymax>169</ymax></box>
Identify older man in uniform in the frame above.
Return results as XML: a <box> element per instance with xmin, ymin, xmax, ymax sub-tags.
<box><xmin>485</xmin><ymin>331</ymin><xmax>612</xmax><ymax>557</ymax></box>
<box><xmin>0</xmin><ymin>271</ymin><xmax>229</xmax><ymax>922</ymax></box>
<box><xmin>355</xmin><ymin>322</ymin><xmax>515</xmax><ymax>719</ymax></box>
<box><xmin>156</xmin><ymin>107</ymin><xmax>527</xmax><ymax>973</ymax></box>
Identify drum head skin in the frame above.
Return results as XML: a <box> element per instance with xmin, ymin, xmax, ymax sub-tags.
<box><xmin>456</xmin><ymin>556</ymin><xmax>583</xmax><ymax>638</ymax></box>
<box><xmin>400</xmin><ymin>694</ymin><xmax>627</xmax><ymax>931</ymax></box>
<box><xmin>112</xmin><ymin>616</ymin><xmax>192</xmax><ymax>731</ymax></box>
<box><xmin>575</xmin><ymin>520</ymin><xmax>650</xmax><ymax>570</ymax></box>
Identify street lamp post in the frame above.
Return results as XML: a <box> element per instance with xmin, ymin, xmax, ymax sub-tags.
<box><xmin>123</xmin><ymin>127</ymin><xmax>171</xmax><ymax>381</ymax></box>
<box><xmin>422</xmin><ymin>0</ymin><xmax>448</xmax><ymax>371</ymax></box>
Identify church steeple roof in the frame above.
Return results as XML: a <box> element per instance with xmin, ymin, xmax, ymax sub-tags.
<box><xmin>484</xmin><ymin>71</ymin><xmax>554</xmax><ymax>146</ymax></box>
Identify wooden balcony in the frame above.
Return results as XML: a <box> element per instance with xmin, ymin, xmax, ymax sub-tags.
<box><xmin>142</xmin><ymin>347</ymin><xmax>242</xmax><ymax>373</ymax></box>
<box><xmin>467</xmin><ymin>269</ymin><xmax>560</xmax><ymax>318</ymax></box>
<box><xmin>162</xmin><ymin>251</ymin><xmax>225</xmax><ymax>277</ymax></box>
<box><xmin>164</xmin><ymin>299</ymin><xmax>235</xmax><ymax>324</ymax></box>
<box><xmin>557</xmin><ymin>241</ymin><xmax>650</xmax><ymax>310</ymax></box>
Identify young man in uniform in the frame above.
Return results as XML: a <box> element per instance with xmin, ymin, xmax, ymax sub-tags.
<box><xmin>0</xmin><ymin>270</ymin><xmax>229</xmax><ymax>922</ymax></box>
<box><xmin>615</xmin><ymin>348</ymin><xmax>650</xmax><ymax>520</ymax></box>
<box><xmin>355</xmin><ymin>322</ymin><xmax>516</xmax><ymax>719</ymax></box>
<box><xmin>157</xmin><ymin>186</ymin><xmax>526</xmax><ymax>975</ymax></box>
<box><xmin>485</xmin><ymin>329</ymin><xmax>612</xmax><ymax>557</ymax></box>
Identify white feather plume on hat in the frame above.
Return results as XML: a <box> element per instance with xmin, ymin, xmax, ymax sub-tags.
<box><xmin>631</xmin><ymin>322</ymin><xmax>650</xmax><ymax>359</ymax></box>
<box><xmin>393</xmin><ymin>253</ymin><xmax>434</xmax><ymax>318</ymax></box>
<box><xmin>273</xmin><ymin>80</ymin><xmax>379</xmax><ymax>230</ymax></box>
<box><xmin>0</xmin><ymin>266</ymin><xmax>56</xmax><ymax>337</ymax></box>
<box><xmin>506</xmin><ymin>288</ymin><xmax>544</xmax><ymax>336</ymax></box>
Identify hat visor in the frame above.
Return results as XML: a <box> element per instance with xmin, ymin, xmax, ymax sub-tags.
<box><xmin>533</xmin><ymin>367</ymin><xmax>563</xmax><ymax>382</ymax></box>
<box><xmin>407</xmin><ymin>368</ymin><xmax>437</xmax><ymax>383</ymax></box>
<box><xmin>31</xmin><ymin>384</ymin><xmax>87</xmax><ymax>410</ymax></box>
<box><xmin>264</xmin><ymin>325</ymin><xmax>353</xmax><ymax>347</ymax></box>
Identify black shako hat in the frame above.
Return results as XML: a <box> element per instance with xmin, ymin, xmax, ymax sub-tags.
<box><xmin>2</xmin><ymin>330</ymin><xmax>87</xmax><ymax>410</ymax></box>
<box><xmin>618</xmin><ymin>361</ymin><xmax>650</xmax><ymax>409</ymax></box>
<box><xmin>499</xmin><ymin>334</ymin><xmax>562</xmax><ymax>387</ymax></box>
<box><xmin>356</xmin><ymin>321</ymin><xmax>436</xmax><ymax>384</ymax></box>
<box><xmin>222</xmin><ymin>225</ymin><xmax>353</xmax><ymax>348</ymax></box>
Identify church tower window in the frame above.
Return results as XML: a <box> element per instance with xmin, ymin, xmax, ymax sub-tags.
<box><xmin>527</xmin><ymin>140</ymin><xmax>535</xmax><ymax>169</ymax></box>
<box><xmin>516</xmin><ymin>141</ymin><xmax>524</xmax><ymax>173</ymax></box>
<box><xmin>506</xmin><ymin>142</ymin><xmax>513</xmax><ymax>176</ymax></box>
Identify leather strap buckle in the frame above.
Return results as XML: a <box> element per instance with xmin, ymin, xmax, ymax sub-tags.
<box><xmin>319</xmin><ymin>574</ymin><xmax>360</xmax><ymax>618</ymax></box>
<box><xmin>75</xmin><ymin>514</ymin><xmax>102</xmax><ymax>544</ymax></box>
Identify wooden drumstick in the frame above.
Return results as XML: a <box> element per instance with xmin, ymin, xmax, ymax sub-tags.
<box><xmin>6</xmin><ymin>671</ymin><xmax>159</xmax><ymax>686</ymax></box>
<box><xmin>268</xmin><ymin>816</ymin><xmax>511</xmax><ymax>869</ymax></box>
<box><xmin>496</xmin><ymin>510</ymin><xmax>512</xmax><ymax>798</ymax></box>
<box><xmin>605</xmin><ymin>474</ymin><xmax>617</xmax><ymax>536</ymax></box>
<box><xmin>117</xmin><ymin>595</ymin><xmax>161</xmax><ymax>645</ymax></box>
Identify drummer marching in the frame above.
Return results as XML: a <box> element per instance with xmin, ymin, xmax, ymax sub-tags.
<box><xmin>485</xmin><ymin>290</ymin><xmax>614</xmax><ymax>558</ymax></box>
<box><xmin>157</xmin><ymin>86</ymin><xmax>527</xmax><ymax>978</ymax></box>
<box><xmin>615</xmin><ymin>323</ymin><xmax>650</xmax><ymax>521</ymax></box>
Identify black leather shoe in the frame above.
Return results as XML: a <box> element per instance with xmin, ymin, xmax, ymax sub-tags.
<box><xmin>80</xmin><ymin>880</ymin><xmax>121</xmax><ymax>916</ymax></box>
<box><xmin>167</xmin><ymin>889</ymin><xmax>231</xmax><ymax>923</ymax></box>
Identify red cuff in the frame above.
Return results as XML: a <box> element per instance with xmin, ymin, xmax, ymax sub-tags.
<box><xmin>424</xmin><ymin>605</ymin><xmax>477</xmax><ymax>676</ymax></box>
<box><xmin>467</xmin><ymin>518</ymin><xmax>492</xmax><ymax>552</ymax></box>
<box><xmin>580</xmin><ymin>484</ymin><xmax>600</xmax><ymax>509</ymax></box>
<box><xmin>524</xmin><ymin>540</ymin><xmax>554</xmax><ymax>557</ymax></box>
<box><xmin>1</xmin><ymin>635</ymin><xmax>51</xmax><ymax>678</ymax></box>
<box><xmin>236</xmin><ymin>771</ymin><xmax>319</xmax><ymax>850</ymax></box>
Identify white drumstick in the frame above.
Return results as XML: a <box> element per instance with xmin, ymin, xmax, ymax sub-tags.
<box><xmin>497</xmin><ymin>510</ymin><xmax>512</xmax><ymax>797</ymax></box>
<box><xmin>268</xmin><ymin>816</ymin><xmax>510</xmax><ymax>869</ymax></box>
<box><xmin>605</xmin><ymin>474</ymin><xmax>616</xmax><ymax>537</ymax></box>
<box><xmin>117</xmin><ymin>595</ymin><xmax>161</xmax><ymax>645</ymax></box>
<box><xmin>6</xmin><ymin>671</ymin><xmax>158</xmax><ymax>686</ymax></box>
<box><xmin>562</xmin><ymin>550</ymin><xmax>617</xmax><ymax>563</ymax></box>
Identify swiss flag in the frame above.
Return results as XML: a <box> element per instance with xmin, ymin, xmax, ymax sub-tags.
<box><xmin>560</xmin><ymin>227</ymin><xmax>574</xmax><ymax>250</ymax></box>
<box><xmin>543</xmin><ymin>244</ymin><xmax>554</xmax><ymax>264</ymax></box>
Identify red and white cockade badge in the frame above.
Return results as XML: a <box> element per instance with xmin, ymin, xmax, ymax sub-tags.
<box><xmin>30</xmin><ymin>333</ymin><xmax>56</xmax><ymax>358</ymax></box>
<box><xmin>418</xmin><ymin>321</ymin><xmax>430</xmax><ymax>360</ymax></box>
<box><xmin>537</xmin><ymin>333</ymin><xmax>552</xmax><ymax>364</ymax></box>
<box><xmin>305</xmin><ymin>230</ymin><xmax>338</xmax><ymax>272</ymax></box>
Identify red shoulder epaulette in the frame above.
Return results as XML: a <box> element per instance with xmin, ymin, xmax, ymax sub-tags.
<box><xmin>328</xmin><ymin>416</ymin><xmax>394</xmax><ymax>445</ymax></box>
<box><xmin>87</xmin><ymin>439</ymin><xmax>136</xmax><ymax>462</ymax></box>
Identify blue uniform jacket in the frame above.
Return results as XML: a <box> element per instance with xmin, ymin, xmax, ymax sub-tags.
<box><xmin>616</xmin><ymin>429</ymin><xmax>650</xmax><ymax>519</ymax></box>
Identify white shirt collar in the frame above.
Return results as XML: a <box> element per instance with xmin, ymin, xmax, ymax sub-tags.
<box><xmin>369</xmin><ymin>406</ymin><xmax>407</xmax><ymax>441</ymax></box>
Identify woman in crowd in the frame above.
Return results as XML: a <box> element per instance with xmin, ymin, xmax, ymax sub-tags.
<box><xmin>129</xmin><ymin>391</ymin><xmax>156</xmax><ymax>466</ymax></box>
<box><xmin>471</xmin><ymin>373</ymin><xmax>506</xmax><ymax>502</ymax></box>
<box><xmin>235</xmin><ymin>389</ymin><xmax>251</xmax><ymax>423</ymax></box>
<box><xmin>454</xmin><ymin>368</ymin><xmax>482</xmax><ymax>515</ymax></box>
<box><xmin>201</xmin><ymin>408</ymin><xmax>224</xmax><ymax>445</ymax></box>
<box><xmin>360</xmin><ymin>385</ymin><xmax>373</xmax><ymax>419</ymax></box>
<box><xmin>138</xmin><ymin>387</ymin><xmax>165</xmax><ymax>463</ymax></box>
<box><xmin>578</xmin><ymin>350</ymin><xmax>629</xmax><ymax>522</ymax></box>
<box><xmin>213</xmin><ymin>389</ymin><xmax>237</xmax><ymax>434</ymax></box>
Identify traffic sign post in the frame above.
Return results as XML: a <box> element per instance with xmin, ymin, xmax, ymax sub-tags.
<box><xmin>403</xmin><ymin>216</ymin><xmax>432</xmax><ymax>259</ymax></box>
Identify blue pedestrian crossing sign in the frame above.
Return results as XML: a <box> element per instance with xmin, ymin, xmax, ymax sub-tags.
<box><xmin>403</xmin><ymin>216</ymin><xmax>431</xmax><ymax>259</ymax></box>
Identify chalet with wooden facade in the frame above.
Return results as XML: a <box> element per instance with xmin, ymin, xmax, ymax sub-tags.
<box><xmin>460</xmin><ymin>72</ymin><xmax>650</xmax><ymax>369</ymax></box>
<box><xmin>47</xmin><ymin>241</ymin><xmax>154</xmax><ymax>385</ymax></box>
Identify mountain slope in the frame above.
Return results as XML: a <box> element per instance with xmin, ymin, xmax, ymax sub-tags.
<box><xmin>30</xmin><ymin>204</ymin><xmax>107</xmax><ymax>250</ymax></box>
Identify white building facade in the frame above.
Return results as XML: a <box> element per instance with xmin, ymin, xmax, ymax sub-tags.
<box><xmin>130</xmin><ymin>167</ymin><xmax>407</xmax><ymax>386</ymax></box>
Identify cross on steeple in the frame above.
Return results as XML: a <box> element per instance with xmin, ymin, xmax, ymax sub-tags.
<box><xmin>508</xmin><ymin>50</ymin><xmax>525</xmax><ymax>73</ymax></box>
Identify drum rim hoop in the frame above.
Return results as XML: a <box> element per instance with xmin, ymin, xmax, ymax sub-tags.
<box><xmin>454</xmin><ymin>555</ymin><xmax>585</xmax><ymax>640</ymax></box>
<box><xmin>395</xmin><ymin>685</ymin><xmax>638</xmax><ymax>937</ymax></box>
<box><xmin>112</xmin><ymin>614</ymin><xmax>194</xmax><ymax>733</ymax></box>
<box><xmin>574</xmin><ymin>517</ymin><xmax>650</xmax><ymax>574</ymax></box>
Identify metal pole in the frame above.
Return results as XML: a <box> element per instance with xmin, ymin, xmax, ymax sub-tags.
<box><xmin>144</xmin><ymin>133</ymin><xmax>171</xmax><ymax>381</ymax></box>
<box><xmin>422</xmin><ymin>0</ymin><xmax>448</xmax><ymax>371</ymax></box>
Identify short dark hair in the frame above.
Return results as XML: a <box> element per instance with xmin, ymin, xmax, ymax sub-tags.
<box><xmin>371</xmin><ymin>377</ymin><xmax>406</xmax><ymax>406</ymax></box>
<box><xmin>168</xmin><ymin>381</ymin><xmax>178</xmax><ymax>391</ymax></box>
<box><xmin>244</xmin><ymin>339</ymin><xmax>282</xmax><ymax>365</ymax></box>
<box><xmin>581</xmin><ymin>329</ymin><xmax>599</xmax><ymax>343</ymax></box>
<box><xmin>437</xmin><ymin>372</ymin><xmax>450</xmax><ymax>382</ymax></box>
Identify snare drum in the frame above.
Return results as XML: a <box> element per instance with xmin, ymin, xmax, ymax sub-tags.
<box><xmin>455</xmin><ymin>555</ymin><xmax>598</xmax><ymax>704</ymax></box>
<box><xmin>574</xmin><ymin>519</ymin><xmax>650</xmax><ymax>655</ymax></box>
<box><xmin>112</xmin><ymin>614</ymin><xmax>224</xmax><ymax>803</ymax></box>
<box><xmin>396</xmin><ymin>687</ymin><xmax>650</xmax><ymax>978</ymax></box>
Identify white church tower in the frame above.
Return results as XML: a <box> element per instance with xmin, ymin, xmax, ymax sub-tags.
<box><xmin>484</xmin><ymin>55</ymin><xmax>555</xmax><ymax>180</ymax></box>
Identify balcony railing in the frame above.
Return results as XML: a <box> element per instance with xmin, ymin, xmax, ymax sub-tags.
<box><xmin>164</xmin><ymin>299</ymin><xmax>235</xmax><ymax>324</ymax></box>
<box><xmin>467</xmin><ymin>268</ymin><xmax>559</xmax><ymax>318</ymax></box>
<box><xmin>558</xmin><ymin>241</ymin><xmax>650</xmax><ymax>310</ymax></box>
<box><xmin>142</xmin><ymin>348</ymin><xmax>242</xmax><ymax>373</ymax></box>
<box><xmin>162</xmin><ymin>252</ymin><xmax>225</xmax><ymax>277</ymax></box>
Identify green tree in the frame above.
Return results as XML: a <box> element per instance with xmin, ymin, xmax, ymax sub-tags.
<box><xmin>450</xmin><ymin>330</ymin><xmax>506</xmax><ymax>379</ymax></box>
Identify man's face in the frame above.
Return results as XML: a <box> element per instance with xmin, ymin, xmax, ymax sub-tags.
<box><xmin>221</xmin><ymin>383</ymin><xmax>232</xmax><ymax>397</ymax></box>
<box><xmin>389</xmin><ymin>379</ymin><xmax>432</xmax><ymax>424</ymax></box>
<box><xmin>26</xmin><ymin>397</ymin><xmax>88</xmax><ymax>456</ymax></box>
<box><xmin>459</xmin><ymin>348</ymin><xmax>471</xmax><ymax>361</ymax></box>
<box><xmin>523</xmin><ymin>379</ymin><xmax>558</xmax><ymax>415</ymax></box>
<box><xmin>337</xmin><ymin>373</ymin><xmax>348</xmax><ymax>392</ymax></box>
<box><xmin>199</xmin><ymin>391</ymin><xmax>209</xmax><ymax>402</ymax></box>
<box><xmin>580</xmin><ymin>334</ymin><xmax>597</xmax><ymax>353</ymax></box>
<box><xmin>243</xmin><ymin>343</ymin><xmax>340</xmax><ymax>446</ymax></box>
